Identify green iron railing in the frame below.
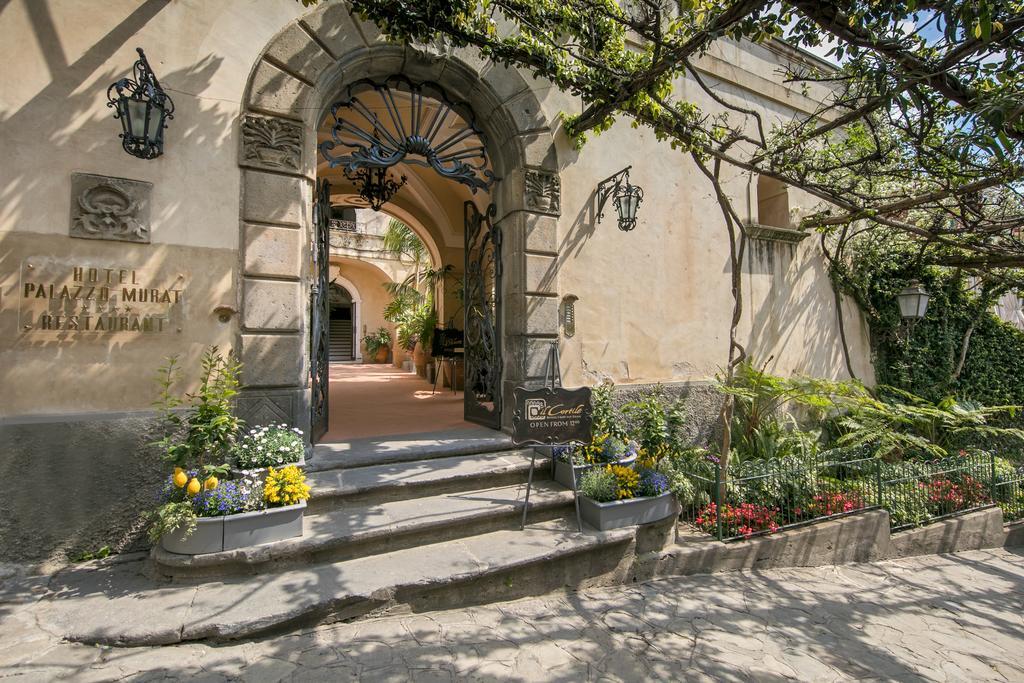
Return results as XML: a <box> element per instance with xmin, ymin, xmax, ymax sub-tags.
<box><xmin>679</xmin><ymin>449</ymin><xmax>1024</xmax><ymax>541</ymax></box>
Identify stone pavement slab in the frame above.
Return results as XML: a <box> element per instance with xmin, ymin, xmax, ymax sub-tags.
<box><xmin>20</xmin><ymin>520</ymin><xmax>634</xmax><ymax>647</ymax></box>
<box><xmin>1</xmin><ymin>547</ymin><xmax>1022</xmax><ymax>681</ymax></box>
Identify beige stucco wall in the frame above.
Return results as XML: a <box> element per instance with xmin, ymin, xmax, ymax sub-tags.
<box><xmin>0</xmin><ymin>0</ymin><xmax>872</xmax><ymax>421</ymax></box>
<box><xmin>0</xmin><ymin>0</ymin><xmax>312</xmax><ymax>418</ymax></box>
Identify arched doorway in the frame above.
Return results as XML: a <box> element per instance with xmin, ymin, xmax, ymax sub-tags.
<box><xmin>235</xmin><ymin>13</ymin><xmax>563</xmax><ymax>444</ymax></box>
<box><xmin>311</xmin><ymin>75</ymin><xmax>501</xmax><ymax>441</ymax></box>
<box><xmin>327</xmin><ymin>283</ymin><xmax>355</xmax><ymax>362</ymax></box>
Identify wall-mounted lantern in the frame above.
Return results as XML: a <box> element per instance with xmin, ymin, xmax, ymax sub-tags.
<box><xmin>107</xmin><ymin>48</ymin><xmax>175</xmax><ymax>160</ymax></box>
<box><xmin>596</xmin><ymin>166</ymin><xmax>644</xmax><ymax>231</ymax></box>
<box><xmin>897</xmin><ymin>282</ymin><xmax>930</xmax><ymax>321</ymax></box>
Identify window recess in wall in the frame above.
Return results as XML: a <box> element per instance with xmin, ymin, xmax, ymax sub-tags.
<box><xmin>744</xmin><ymin>175</ymin><xmax>808</xmax><ymax>244</ymax></box>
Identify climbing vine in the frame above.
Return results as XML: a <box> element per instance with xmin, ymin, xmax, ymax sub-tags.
<box><xmin>829</xmin><ymin>228</ymin><xmax>1024</xmax><ymax>404</ymax></box>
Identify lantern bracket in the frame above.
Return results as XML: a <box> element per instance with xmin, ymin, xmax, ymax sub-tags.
<box><xmin>596</xmin><ymin>166</ymin><xmax>644</xmax><ymax>231</ymax></box>
<box><xmin>106</xmin><ymin>47</ymin><xmax>175</xmax><ymax>160</ymax></box>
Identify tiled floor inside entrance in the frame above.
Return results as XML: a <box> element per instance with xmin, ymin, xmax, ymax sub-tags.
<box><xmin>322</xmin><ymin>363</ymin><xmax>473</xmax><ymax>442</ymax></box>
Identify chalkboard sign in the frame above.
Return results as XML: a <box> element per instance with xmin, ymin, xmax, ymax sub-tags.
<box><xmin>511</xmin><ymin>386</ymin><xmax>592</xmax><ymax>446</ymax></box>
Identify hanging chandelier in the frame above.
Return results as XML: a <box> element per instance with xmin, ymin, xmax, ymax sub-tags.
<box><xmin>344</xmin><ymin>166</ymin><xmax>407</xmax><ymax>211</ymax></box>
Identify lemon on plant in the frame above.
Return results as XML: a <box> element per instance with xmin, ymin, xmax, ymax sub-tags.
<box><xmin>203</xmin><ymin>476</ymin><xmax>219</xmax><ymax>490</ymax></box>
<box><xmin>186</xmin><ymin>478</ymin><xmax>201</xmax><ymax>496</ymax></box>
<box><xmin>173</xmin><ymin>470</ymin><xmax>188</xmax><ymax>488</ymax></box>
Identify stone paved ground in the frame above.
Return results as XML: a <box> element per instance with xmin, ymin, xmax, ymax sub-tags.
<box><xmin>1</xmin><ymin>548</ymin><xmax>1022</xmax><ymax>682</ymax></box>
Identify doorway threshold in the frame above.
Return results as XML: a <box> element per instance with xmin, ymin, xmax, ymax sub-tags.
<box><xmin>309</xmin><ymin>425</ymin><xmax>513</xmax><ymax>471</ymax></box>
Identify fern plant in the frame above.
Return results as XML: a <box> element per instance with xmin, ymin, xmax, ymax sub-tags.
<box><xmin>834</xmin><ymin>387</ymin><xmax>1024</xmax><ymax>459</ymax></box>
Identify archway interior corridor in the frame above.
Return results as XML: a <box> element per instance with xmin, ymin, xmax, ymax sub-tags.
<box><xmin>314</xmin><ymin>76</ymin><xmax>496</xmax><ymax>443</ymax></box>
<box><xmin>323</xmin><ymin>363</ymin><xmax>472</xmax><ymax>442</ymax></box>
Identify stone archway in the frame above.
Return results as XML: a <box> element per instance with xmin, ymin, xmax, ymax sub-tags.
<box><xmin>234</xmin><ymin>4</ymin><xmax>563</xmax><ymax>434</ymax></box>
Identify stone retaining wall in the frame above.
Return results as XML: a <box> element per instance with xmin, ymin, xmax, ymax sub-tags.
<box><xmin>636</xmin><ymin>507</ymin><xmax>1021</xmax><ymax>582</ymax></box>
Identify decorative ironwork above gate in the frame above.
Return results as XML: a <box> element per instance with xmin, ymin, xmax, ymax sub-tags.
<box><xmin>320</xmin><ymin>75</ymin><xmax>497</xmax><ymax>194</ymax></box>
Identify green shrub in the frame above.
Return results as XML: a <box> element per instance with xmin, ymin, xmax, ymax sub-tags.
<box><xmin>883</xmin><ymin>481</ymin><xmax>931</xmax><ymax>527</ymax></box>
<box><xmin>579</xmin><ymin>467</ymin><xmax>618</xmax><ymax>503</ymax></box>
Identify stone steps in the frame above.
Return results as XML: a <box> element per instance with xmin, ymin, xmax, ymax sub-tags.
<box><xmin>153</xmin><ymin>480</ymin><xmax>573</xmax><ymax>578</ymax></box>
<box><xmin>48</xmin><ymin>519</ymin><xmax>637</xmax><ymax>646</ymax></box>
<box><xmin>305</xmin><ymin>448</ymin><xmax>547</xmax><ymax>511</ymax></box>
<box><xmin>307</xmin><ymin>429</ymin><xmax>516</xmax><ymax>471</ymax></box>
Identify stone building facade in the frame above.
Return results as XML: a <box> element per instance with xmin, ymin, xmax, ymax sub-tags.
<box><xmin>0</xmin><ymin>1</ymin><xmax>872</xmax><ymax>564</ymax></box>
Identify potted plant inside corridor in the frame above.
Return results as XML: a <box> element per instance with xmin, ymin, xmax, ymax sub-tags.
<box><xmin>363</xmin><ymin>327</ymin><xmax>392</xmax><ymax>363</ymax></box>
<box><xmin>149</xmin><ymin>348</ymin><xmax>312</xmax><ymax>555</ymax></box>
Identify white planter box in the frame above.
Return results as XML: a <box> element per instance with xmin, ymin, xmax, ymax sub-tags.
<box><xmin>552</xmin><ymin>454</ymin><xmax>637</xmax><ymax>489</ymax></box>
<box><xmin>579</xmin><ymin>492</ymin><xmax>678</xmax><ymax>531</ymax></box>
<box><xmin>223</xmin><ymin>501</ymin><xmax>305</xmax><ymax>551</ymax></box>
<box><xmin>160</xmin><ymin>516</ymin><xmax>224</xmax><ymax>555</ymax></box>
<box><xmin>159</xmin><ymin>501</ymin><xmax>306</xmax><ymax>555</ymax></box>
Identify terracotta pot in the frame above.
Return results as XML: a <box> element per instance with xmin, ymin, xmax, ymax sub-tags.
<box><xmin>413</xmin><ymin>341</ymin><xmax>428</xmax><ymax>377</ymax></box>
<box><xmin>374</xmin><ymin>345</ymin><xmax>388</xmax><ymax>363</ymax></box>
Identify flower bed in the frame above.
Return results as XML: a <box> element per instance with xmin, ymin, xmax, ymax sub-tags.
<box><xmin>155</xmin><ymin>464</ymin><xmax>311</xmax><ymax>555</ymax></box>
<box><xmin>148</xmin><ymin>349</ymin><xmax>312</xmax><ymax>556</ymax></box>
<box><xmin>576</xmin><ymin>451</ymin><xmax>678</xmax><ymax>530</ymax></box>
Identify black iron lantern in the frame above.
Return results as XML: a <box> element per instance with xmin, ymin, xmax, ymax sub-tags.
<box><xmin>596</xmin><ymin>166</ymin><xmax>644</xmax><ymax>231</ymax></box>
<box><xmin>897</xmin><ymin>282</ymin><xmax>930</xmax><ymax>321</ymax></box>
<box><xmin>107</xmin><ymin>48</ymin><xmax>174</xmax><ymax>160</ymax></box>
<box><xmin>344</xmin><ymin>166</ymin><xmax>407</xmax><ymax>211</ymax></box>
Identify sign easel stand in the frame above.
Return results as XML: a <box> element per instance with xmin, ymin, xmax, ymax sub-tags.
<box><xmin>520</xmin><ymin>342</ymin><xmax>584</xmax><ymax>532</ymax></box>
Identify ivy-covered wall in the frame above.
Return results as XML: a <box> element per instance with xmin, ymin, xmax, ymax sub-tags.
<box><xmin>832</xmin><ymin>233</ymin><xmax>1024</xmax><ymax>405</ymax></box>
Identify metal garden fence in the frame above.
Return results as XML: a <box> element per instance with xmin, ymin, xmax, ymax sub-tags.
<box><xmin>678</xmin><ymin>449</ymin><xmax>1024</xmax><ymax>541</ymax></box>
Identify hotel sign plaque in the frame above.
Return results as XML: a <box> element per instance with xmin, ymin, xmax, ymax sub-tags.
<box><xmin>17</xmin><ymin>259</ymin><xmax>185</xmax><ymax>334</ymax></box>
<box><xmin>511</xmin><ymin>386</ymin><xmax>592</xmax><ymax>446</ymax></box>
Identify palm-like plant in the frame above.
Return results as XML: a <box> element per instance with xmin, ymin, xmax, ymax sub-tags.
<box><xmin>834</xmin><ymin>387</ymin><xmax>1024</xmax><ymax>459</ymax></box>
<box><xmin>380</xmin><ymin>219</ymin><xmax>453</xmax><ymax>352</ymax></box>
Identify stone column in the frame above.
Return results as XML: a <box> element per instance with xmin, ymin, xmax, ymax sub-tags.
<box><xmin>236</xmin><ymin>114</ymin><xmax>313</xmax><ymax>433</ymax></box>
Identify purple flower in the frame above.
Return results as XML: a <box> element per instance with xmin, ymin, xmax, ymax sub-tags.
<box><xmin>192</xmin><ymin>481</ymin><xmax>245</xmax><ymax>517</ymax></box>
<box><xmin>639</xmin><ymin>471</ymin><xmax>670</xmax><ymax>497</ymax></box>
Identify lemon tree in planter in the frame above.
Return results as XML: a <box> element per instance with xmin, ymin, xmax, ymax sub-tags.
<box><xmin>149</xmin><ymin>348</ymin><xmax>240</xmax><ymax>543</ymax></box>
<box><xmin>149</xmin><ymin>349</ymin><xmax>315</xmax><ymax>554</ymax></box>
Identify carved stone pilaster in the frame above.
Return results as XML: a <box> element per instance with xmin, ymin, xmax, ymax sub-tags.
<box><xmin>524</xmin><ymin>169</ymin><xmax>560</xmax><ymax>215</ymax></box>
<box><xmin>240</xmin><ymin>115</ymin><xmax>303</xmax><ymax>172</ymax></box>
<box><xmin>235</xmin><ymin>388</ymin><xmax>300</xmax><ymax>429</ymax></box>
<box><xmin>69</xmin><ymin>173</ymin><xmax>152</xmax><ymax>243</ymax></box>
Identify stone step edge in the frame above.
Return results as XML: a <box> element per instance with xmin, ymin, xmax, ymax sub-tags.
<box><xmin>151</xmin><ymin>481</ymin><xmax>575</xmax><ymax>571</ymax></box>
<box><xmin>61</xmin><ymin>521</ymin><xmax>638</xmax><ymax>646</ymax></box>
<box><xmin>307</xmin><ymin>438</ymin><xmax>522</xmax><ymax>472</ymax></box>
<box><xmin>305</xmin><ymin>451</ymin><xmax>551</xmax><ymax>503</ymax></box>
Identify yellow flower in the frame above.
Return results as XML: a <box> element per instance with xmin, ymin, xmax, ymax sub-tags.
<box><xmin>264</xmin><ymin>465</ymin><xmax>311</xmax><ymax>507</ymax></box>
<box><xmin>186</xmin><ymin>478</ymin><xmax>202</xmax><ymax>496</ymax></box>
<box><xmin>173</xmin><ymin>470</ymin><xmax>188</xmax><ymax>488</ymax></box>
<box><xmin>203</xmin><ymin>476</ymin><xmax>219</xmax><ymax>490</ymax></box>
<box><xmin>606</xmin><ymin>464</ymin><xmax>639</xmax><ymax>500</ymax></box>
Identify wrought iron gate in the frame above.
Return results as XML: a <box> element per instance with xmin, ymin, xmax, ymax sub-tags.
<box><xmin>310</xmin><ymin>179</ymin><xmax>331</xmax><ymax>442</ymax></box>
<box><xmin>464</xmin><ymin>202</ymin><xmax>502</xmax><ymax>428</ymax></box>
